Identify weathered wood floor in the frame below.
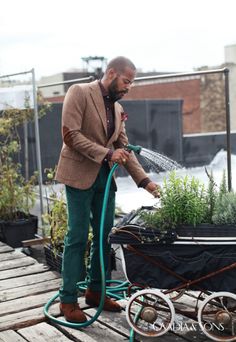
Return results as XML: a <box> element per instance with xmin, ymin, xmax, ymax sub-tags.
<box><xmin>0</xmin><ymin>241</ymin><xmax>212</xmax><ymax>341</ymax></box>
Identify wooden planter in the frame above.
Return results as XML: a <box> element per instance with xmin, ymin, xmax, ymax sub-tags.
<box><xmin>44</xmin><ymin>244</ymin><xmax>63</xmax><ymax>273</ymax></box>
<box><xmin>0</xmin><ymin>214</ymin><xmax>38</xmax><ymax>248</ymax></box>
<box><xmin>44</xmin><ymin>244</ymin><xmax>86</xmax><ymax>279</ymax></box>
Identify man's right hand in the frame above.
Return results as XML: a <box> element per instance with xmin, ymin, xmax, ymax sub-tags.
<box><xmin>111</xmin><ymin>148</ymin><xmax>130</xmax><ymax>165</ymax></box>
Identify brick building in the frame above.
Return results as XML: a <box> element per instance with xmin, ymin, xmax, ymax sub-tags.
<box><xmin>40</xmin><ymin>68</ymin><xmax>228</xmax><ymax>135</ymax></box>
<box><xmin>128</xmin><ymin>70</ymin><xmax>226</xmax><ymax>134</ymax></box>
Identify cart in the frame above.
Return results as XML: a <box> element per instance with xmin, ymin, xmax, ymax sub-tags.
<box><xmin>109</xmin><ymin>206</ymin><xmax>236</xmax><ymax>341</ymax></box>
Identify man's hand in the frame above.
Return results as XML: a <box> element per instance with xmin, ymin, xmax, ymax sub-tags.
<box><xmin>111</xmin><ymin>148</ymin><xmax>130</xmax><ymax>165</ymax></box>
<box><xmin>145</xmin><ymin>182</ymin><xmax>161</xmax><ymax>198</ymax></box>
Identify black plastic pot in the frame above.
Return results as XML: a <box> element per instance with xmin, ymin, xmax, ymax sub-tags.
<box><xmin>0</xmin><ymin>214</ymin><xmax>38</xmax><ymax>248</ymax></box>
<box><xmin>44</xmin><ymin>244</ymin><xmax>116</xmax><ymax>279</ymax></box>
<box><xmin>44</xmin><ymin>244</ymin><xmax>63</xmax><ymax>273</ymax></box>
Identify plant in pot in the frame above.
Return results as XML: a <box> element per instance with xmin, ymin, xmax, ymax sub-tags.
<box><xmin>42</xmin><ymin>168</ymin><xmax>92</xmax><ymax>277</ymax></box>
<box><xmin>141</xmin><ymin>169</ymin><xmax>236</xmax><ymax>238</ymax></box>
<box><xmin>0</xmin><ymin>107</ymin><xmax>38</xmax><ymax>248</ymax></box>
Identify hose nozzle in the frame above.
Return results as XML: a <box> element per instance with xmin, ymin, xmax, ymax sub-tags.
<box><xmin>124</xmin><ymin>144</ymin><xmax>142</xmax><ymax>154</ymax></box>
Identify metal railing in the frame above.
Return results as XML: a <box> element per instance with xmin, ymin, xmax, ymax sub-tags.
<box><xmin>38</xmin><ymin>76</ymin><xmax>94</xmax><ymax>89</ymax></box>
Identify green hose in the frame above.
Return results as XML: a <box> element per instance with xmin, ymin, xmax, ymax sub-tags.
<box><xmin>44</xmin><ymin>163</ymin><xmax>128</xmax><ymax>328</ymax></box>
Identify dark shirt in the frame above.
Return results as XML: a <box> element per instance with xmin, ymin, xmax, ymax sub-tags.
<box><xmin>99</xmin><ymin>82</ymin><xmax>115</xmax><ymax>140</ymax></box>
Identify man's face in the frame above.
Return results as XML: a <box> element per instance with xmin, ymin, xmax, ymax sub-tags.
<box><xmin>108</xmin><ymin>67</ymin><xmax>135</xmax><ymax>102</ymax></box>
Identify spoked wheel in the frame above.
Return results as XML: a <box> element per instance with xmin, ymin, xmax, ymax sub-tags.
<box><xmin>126</xmin><ymin>288</ymin><xmax>175</xmax><ymax>337</ymax></box>
<box><xmin>198</xmin><ymin>291</ymin><xmax>236</xmax><ymax>341</ymax></box>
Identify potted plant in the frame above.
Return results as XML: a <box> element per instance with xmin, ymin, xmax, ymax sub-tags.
<box><xmin>140</xmin><ymin>169</ymin><xmax>236</xmax><ymax>238</ymax></box>
<box><xmin>43</xmin><ymin>168</ymin><xmax>68</xmax><ymax>273</ymax></box>
<box><xmin>0</xmin><ymin>107</ymin><xmax>38</xmax><ymax>248</ymax></box>
<box><xmin>42</xmin><ymin>168</ymin><xmax>92</xmax><ymax>277</ymax></box>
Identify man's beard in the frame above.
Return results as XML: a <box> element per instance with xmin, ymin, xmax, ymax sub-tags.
<box><xmin>108</xmin><ymin>78</ymin><xmax>127</xmax><ymax>102</ymax></box>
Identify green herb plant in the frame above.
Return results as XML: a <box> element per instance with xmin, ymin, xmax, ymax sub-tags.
<box><xmin>0</xmin><ymin>94</ymin><xmax>51</xmax><ymax>221</ymax></box>
<box><xmin>43</xmin><ymin>167</ymin><xmax>93</xmax><ymax>263</ymax></box>
<box><xmin>0</xmin><ymin>108</ymin><xmax>37</xmax><ymax>221</ymax></box>
<box><xmin>42</xmin><ymin>168</ymin><xmax>67</xmax><ymax>255</ymax></box>
<box><xmin>212</xmin><ymin>170</ymin><xmax>236</xmax><ymax>225</ymax></box>
<box><xmin>142</xmin><ymin>168</ymin><xmax>236</xmax><ymax>230</ymax></box>
<box><xmin>142</xmin><ymin>171</ymin><xmax>208</xmax><ymax>229</ymax></box>
<box><xmin>204</xmin><ymin>168</ymin><xmax>218</xmax><ymax>223</ymax></box>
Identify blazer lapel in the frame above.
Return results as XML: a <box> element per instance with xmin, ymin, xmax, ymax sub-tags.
<box><xmin>107</xmin><ymin>102</ymin><xmax>121</xmax><ymax>145</ymax></box>
<box><xmin>89</xmin><ymin>81</ymin><xmax>107</xmax><ymax>135</ymax></box>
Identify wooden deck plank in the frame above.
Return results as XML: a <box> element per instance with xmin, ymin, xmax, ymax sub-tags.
<box><xmin>85</xmin><ymin>302</ymin><xmax>193</xmax><ymax>342</ymax></box>
<box><xmin>0</xmin><ymin>278</ymin><xmax>61</xmax><ymax>302</ymax></box>
<box><xmin>0</xmin><ymin>250</ymin><xmax>26</xmax><ymax>262</ymax></box>
<box><xmin>0</xmin><ymin>330</ymin><xmax>27</xmax><ymax>342</ymax></box>
<box><xmin>0</xmin><ymin>241</ymin><xmax>213</xmax><ymax>341</ymax></box>
<box><xmin>0</xmin><ymin>257</ymin><xmax>37</xmax><ymax>271</ymax></box>
<box><xmin>85</xmin><ymin>305</ymin><xmax>130</xmax><ymax>338</ymax></box>
<box><xmin>0</xmin><ymin>290</ymin><xmax>60</xmax><ymax>316</ymax></box>
<box><xmin>0</xmin><ymin>271</ymin><xmax>59</xmax><ymax>291</ymax></box>
<box><xmin>55</xmin><ymin>316</ymin><xmax>130</xmax><ymax>342</ymax></box>
<box><xmin>0</xmin><ymin>303</ymin><xmax>59</xmax><ymax>331</ymax></box>
<box><xmin>34</xmin><ymin>321</ymin><xmax>96</xmax><ymax>342</ymax></box>
<box><xmin>0</xmin><ymin>263</ymin><xmax>49</xmax><ymax>280</ymax></box>
<box><xmin>85</xmin><ymin>292</ymin><xmax>212</xmax><ymax>341</ymax></box>
<box><xmin>0</xmin><ymin>245</ymin><xmax>14</xmax><ymax>253</ymax></box>
<box><xmin>18</xmin><ymin>322</ymin><xmax>73</xmax><ymax>342</ymax></box>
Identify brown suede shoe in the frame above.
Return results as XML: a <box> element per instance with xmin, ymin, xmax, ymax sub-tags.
<box><xmin>85</xmin><ymin>288</ymin><xmax>122</xmax><ymax>312</ymax></box>
<box><xmin>60</xmin><ymin>303</ymin><xmax>87</xmax><ymax>323</ymax></box>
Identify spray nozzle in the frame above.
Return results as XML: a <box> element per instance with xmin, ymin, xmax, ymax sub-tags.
<box><xmin>124</xmin><ymin>144</ymin><xmax>142</xmax><ymax>154</ymax></box>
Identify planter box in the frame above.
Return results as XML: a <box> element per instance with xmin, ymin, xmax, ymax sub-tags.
<box><xmin>44</xmin><ymin>244</ymin><xmax>86</xmax><ymax>279</ymax></box>
<box><xmin>114</xmin><ymin>207</ymin><xmax>236</xmax><ymax>242</ymax></box>
<box><xmin>176</xmin><ymin>224</ymin><xmax>236</xmax><ymax>238</ymax></box>
<box><xmin>44</xmin><ymin>244</ymin><xmax>116</xmax><ymax>279</ymax></box>
<box><xmin>44</xmin><ymin>244</ymin><xmax>63</xmax><ymax>273</ymax></box>
<box><xmin>0</xmin><ymin>214</ymin><xmax>38</xmax><ymax>248</ymax></box>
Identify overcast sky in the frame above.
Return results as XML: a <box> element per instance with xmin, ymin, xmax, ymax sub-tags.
<box><xmin>1</xmin><ymin>0</ymin><xmax>236</xmax><ymax>81</ymax></box>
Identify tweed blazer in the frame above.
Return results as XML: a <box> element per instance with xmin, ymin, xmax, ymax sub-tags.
<box><xmin>55</xmin><ymin>80</ymin><xmax>148</xmax><ymax>189</ymax></box>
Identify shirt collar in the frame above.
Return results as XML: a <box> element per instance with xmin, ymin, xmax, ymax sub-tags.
<box><xmin>99</xmin><ymin>81</ymin><xmax>110</xmax><ymax>98</ymax></box>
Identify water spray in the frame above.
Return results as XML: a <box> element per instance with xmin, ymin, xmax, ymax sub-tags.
<box><xmin>125</xmin><ymin>143</ymin><xmax>182</xmax><ymax>171</ymax></box>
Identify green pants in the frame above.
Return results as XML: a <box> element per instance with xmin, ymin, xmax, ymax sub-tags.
<box><xmin>59</xmin><ymin>164</ymin><xmax>116</xmax><ymax>303</ymax></box>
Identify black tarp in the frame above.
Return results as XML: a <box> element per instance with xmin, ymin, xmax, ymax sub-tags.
<box><xmin>121</xmin><ymin>244</ymin><xmax>236</xmax><ymax>292</ymax></box>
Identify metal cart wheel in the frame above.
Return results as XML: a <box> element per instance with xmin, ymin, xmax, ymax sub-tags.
<box><xmin>198</xmin><ymin>291</ymin><xmax>236</xmax><ymax>342</ymax></box>
<box><xmin>126</xmin><ymin>288</ymin><xmax>175</xmax><ymax>337</ymax></box>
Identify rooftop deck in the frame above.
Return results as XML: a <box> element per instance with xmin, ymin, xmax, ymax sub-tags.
<box><xmin>0</xmin><ymin>241</ymin><xmax>212</xmax><ymax>341</ymax></box>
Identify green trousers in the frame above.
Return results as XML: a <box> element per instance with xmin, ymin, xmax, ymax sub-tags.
<box><xmin>59</xmin><ymin>164</ymin><xmax>116</xmax><ymax>303</ymax></box>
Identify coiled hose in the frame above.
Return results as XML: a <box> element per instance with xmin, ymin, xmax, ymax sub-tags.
<box><xmin>43</xmin><ymin>163</ymin><xmax>130</xmax><ymax>329</ymax></box>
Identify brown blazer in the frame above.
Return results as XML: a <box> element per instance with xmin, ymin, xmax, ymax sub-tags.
<box><xmin>55</xmin><ymin>80</ymin><xmax>148</xmax><ymax>189</ymax></box>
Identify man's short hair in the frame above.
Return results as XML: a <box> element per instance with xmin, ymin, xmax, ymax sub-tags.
<box><xmin>106</xmin><ymin>56</ymin><xmax>136</xmax><ymax>74</ymax></box>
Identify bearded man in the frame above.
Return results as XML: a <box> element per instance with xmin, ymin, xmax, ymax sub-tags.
<box><xmin>56</xmin><ymin>56</ymin><xmax>159</xmax><ymax>323</ymax></box>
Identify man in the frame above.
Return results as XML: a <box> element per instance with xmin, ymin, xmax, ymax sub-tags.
<box><xmin>55</xmin><ymin>56</ymin><xmax>160</xmax><ymax>323</ymax></box>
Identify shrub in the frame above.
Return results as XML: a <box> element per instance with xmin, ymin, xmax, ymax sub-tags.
<box><xmin>0</xmin><ymin>108</ymin><xmax>37</xmax><ymax>221</ymax></box>
<box><xmin>212</xmin><ymin>191</ymin><xmax>236</xmax><ymax>225</ymax></box>
<box><xmin>142</xmin><ymin>171</ymin><xmax>208</xmax><ymax>229</ymax></box>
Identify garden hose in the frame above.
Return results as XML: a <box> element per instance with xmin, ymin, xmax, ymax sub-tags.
<box><xmin>43</xmin><ymin>162</ymin><xmax>128</xmax><ymax>328</ymax></box>
<box><xmin>44</xmin><ymin>144</ymin><xmax>142</xmax><ymax>331</ymax></box>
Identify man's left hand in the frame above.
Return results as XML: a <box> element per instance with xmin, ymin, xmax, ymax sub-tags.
<box><xmin>145</xmin><ymin>182</ymin><xmax>161</xmax><ymax>198</ymax></box>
